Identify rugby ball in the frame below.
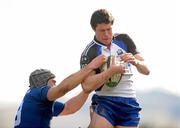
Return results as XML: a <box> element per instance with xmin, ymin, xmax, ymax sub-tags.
<box><xmin>100</xmin><ymin>56</ymin><xmax>122</xmax><ymax>87</ymax></box>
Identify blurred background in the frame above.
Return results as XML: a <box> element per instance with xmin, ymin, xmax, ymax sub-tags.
<box><xmin>1</xmin><ymin>90</ymin><xmax>180</xmax><ymax>128</ymax></box>
<box><xmin>0</xmin><ymin>0</ymin><xmax>180</xmax><ymax>128</ymax></box>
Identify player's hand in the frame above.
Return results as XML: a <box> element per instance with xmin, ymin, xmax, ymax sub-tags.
<box><xmin>109</xmin><ymin>63</ymin><xmax>126</xmax><ymax>74</ymax></box>
<box><xmin>120</xmin><ymin>53</ymin><xmax>137</xmax><ymax>65</ymax></box>
<box><xmin>109</xmin><ymin>56</ymin><xmax>126</xmax><ymax>74</ymax></box>
<box><xmin>88</xmin><ymin>55</ymin><xmax>107</xmax><ymax>69</ymax></box>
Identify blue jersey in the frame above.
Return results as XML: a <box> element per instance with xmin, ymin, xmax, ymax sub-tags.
<box><xmin>14</xmin><ymin>86</ymin><xmax>64</xmax><ymax>128</ymax></box>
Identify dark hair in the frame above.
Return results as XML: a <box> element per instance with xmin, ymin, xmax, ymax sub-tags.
<box><xmin>90</xmin><ymin>9</ymin><xmax>114</xmax><ymax>30</ymax></box>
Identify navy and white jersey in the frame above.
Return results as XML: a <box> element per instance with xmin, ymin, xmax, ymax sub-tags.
<box><xmin>80</xmin><ymin>34</ymin><xmax>139</xmax><ymax>97</ymax></box>
<box><xmin>14</xmin><ymin>86</ymin><xmax>64</xmax><ymax>128</ymax></box>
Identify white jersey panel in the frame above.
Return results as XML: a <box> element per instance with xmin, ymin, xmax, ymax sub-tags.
<box><xmin>96</xmin><ymin>42</ymin><xmax>136</xmax><ymax>97</ymax></box>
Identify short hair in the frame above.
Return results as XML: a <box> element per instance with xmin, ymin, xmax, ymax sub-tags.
<box><xmin>90</xmin><ymin>9</ymin><xmax>114</xmax><ymax>30</ymax></box>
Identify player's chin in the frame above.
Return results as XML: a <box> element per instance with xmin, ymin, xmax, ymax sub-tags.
<box><xmin>102</xmin><ymin>40</ymin><xmax>111</xmax><ymax>45</ymax></box>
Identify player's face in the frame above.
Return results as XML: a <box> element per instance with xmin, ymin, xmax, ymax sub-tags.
<box><xmin>95</xmin><ymin>23</ymin><xmax>113</xmax><ymax>47</ymax></box>
<box><xmin>47</xmin><ymin>79</ymin><xmax>56</xmax><ymax>87</ymax></box>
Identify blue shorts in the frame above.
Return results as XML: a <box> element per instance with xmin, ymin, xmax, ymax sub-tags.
<box><xmin>91</xmin><ymin>94</ymin><xmax>142</xmax><ymax>127</ymax></box>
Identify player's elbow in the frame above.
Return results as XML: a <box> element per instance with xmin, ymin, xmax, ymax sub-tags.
<box><xmin>145</xmin><ymin>70</ymin><xmax>150</xmax><ymax>75</ymax></box>
<box><xmin>141</xmin><ymin>69</ymin><xmax>150</xmax><ymax>75</ymax></box>
<box><xmin>81</xmin><ymin>83</ymin><xmax>93</xmax><ymax>93</ymax></box>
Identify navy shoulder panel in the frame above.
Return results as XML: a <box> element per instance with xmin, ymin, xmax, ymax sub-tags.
<box><xmin>80</xmin><ymin>42</ymin><xmax>99</xmax><ymax>69</ymax></box>
<box><xmin>114</xmin><ymin>33</ymin><xmax>139</xmax><ymax>55</ymax></box>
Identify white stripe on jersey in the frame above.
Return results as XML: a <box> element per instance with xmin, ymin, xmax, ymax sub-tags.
<box><xmin>82</xmin><ymin>41</ymin><xmax>95</xmax><ymax>56</ymax></box>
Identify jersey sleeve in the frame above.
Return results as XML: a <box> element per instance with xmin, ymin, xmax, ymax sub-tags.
<box><xmin>115</xmin><ymin>34</ymin><xmax>140</xmax><ymax>55</ymax></box>
<box><xmin>40</xmin><ymin>86</ymin><xmax>51</xmax><ymax>102</ymax></box>
<box><xmin>52</xmin><ymin>101</ymin><xmax>65</xmax><ymax>116</ymax></box>
<box><xmin>80</xmin><ymin>54</ymin><xmax>91</xmax><ymax>69</ymax></box>
<box><xmin>39</xmin><ymin>86</ymin><xmax>65</xmax><ymax>116</ymax></box>
<box><xmin>80</xmin><ymin>45</ymin><xmax>101</xmax><ymax>74</ymax></box>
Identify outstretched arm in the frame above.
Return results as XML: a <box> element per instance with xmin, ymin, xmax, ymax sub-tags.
<box><xmin>81</xmin><ymin>63</ymin><xmax>126</xmax><ymax>93</ymax></box>
<box><xmin>56</xmin><ymin>61</ymin><xmax>116</xmax><ymax>116</ymax></box>
<box><xmin>60</xmin><ymin>91</ymin><xmax>89</xmax><ymax>115</ymax></box>
<box><xmin>47</xmin><ymin>55</ymin><xmax>106</xmax><ymax>101</ymax></box>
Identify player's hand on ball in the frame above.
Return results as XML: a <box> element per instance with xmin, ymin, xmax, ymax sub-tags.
<box><xmin>120</xmin><ymin>53</ymin><xmax>136</xmax><ymax>65</ymax></box>
<box><xmin>110</xmin><ymin>62</ymin><xmax>126</xmax><ymax>74</ymax></box>
<box><xmin>100</xmin><ymin>56</ymin><xmax>126</xmax><ymax>87</ymax></box>
<box><xmin>89</xmin><ymin>55</ymin><xmax>107</xmax><ymax>70</ymax></box>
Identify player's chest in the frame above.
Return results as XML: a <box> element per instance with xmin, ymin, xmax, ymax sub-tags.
<box><xmin>100</xmin><ymin>43</ymin><xmax>126</xmax><ymax>57</ymax></box>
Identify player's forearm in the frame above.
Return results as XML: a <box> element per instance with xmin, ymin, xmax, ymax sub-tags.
<box><xmin>48</xmin><ymin>55</ymin><xmax>106</xmax><ymax>101</ymax></box>
<box><xmin>133</xmin><ymin>54</ymin><xmax>150</xmax><ymax>75</ymax></box>
<box><xmin>135</xmin><ymin>60</ymin><xmax>150</xmax><ymax>75</ymax></box>
<box><xmin>60</xmin><ymin>91</ymin><xmax>89</xmax><ymax>115</ymax></box>
<box><xmin>58</xmin><ymin>55</ymin><xmax>107</xmax><ymax>94</ymax></box>
<box><xmin>47</xmin><ymin>66</ymin><xmax>93</xmax><ymax>101</ymax></box>
<box><xmin>82</xmin><ymin>67</ymin><xmax>121</xmax><ymax>93</ymax></box>
<box><xmin>81</xmin><ymin>74</ymin><xmax>106</xmax><ymax>93</ymax></box>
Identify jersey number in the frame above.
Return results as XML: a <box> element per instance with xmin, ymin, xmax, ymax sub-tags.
<box><xmin>14</xmin><ymin>101</ymin><xmax>23</xmax><ymax>126</ymax></box>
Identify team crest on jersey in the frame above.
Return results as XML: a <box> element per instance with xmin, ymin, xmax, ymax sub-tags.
<box><xmin>117</xmin><ymin>49</ymin><xmax>124</xmax><ymax>56</ymax></box>
<box><xmin>81</xmin><ymin>55</ymin><xmax>90</xmax><ymax>68</ymax></box>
